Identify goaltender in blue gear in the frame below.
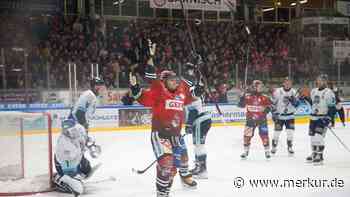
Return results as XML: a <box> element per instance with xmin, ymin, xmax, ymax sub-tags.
<box><xmin>53</xmin><ymin>119</ymin><xmax>102</xmax><ymax>196</ymax></box>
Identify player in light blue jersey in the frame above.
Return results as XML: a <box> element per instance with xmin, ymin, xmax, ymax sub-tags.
<box><xmin>271</xmin><ymin>77</ymin><xmax>300</xmax><ymax>155</ymax></box>
<box><xmin>70</xmin><ymin>77</ymin><xmax>105</xmax><ymax>131</ymax></box>
<box><xmin>183</xmin><ymin>62</ymin><xmax>212</xmax><ymax>179</ymax></box>
<box><xmin>301</xmin><ymin>74</ymin><xmax>336</xmax><ymax>165</ymax></box>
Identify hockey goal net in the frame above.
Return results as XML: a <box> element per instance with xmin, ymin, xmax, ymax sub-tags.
<box><xmin>0</xmin><ymin>111</ymin><xmax>53</xmax><ymax>196</ymax></box>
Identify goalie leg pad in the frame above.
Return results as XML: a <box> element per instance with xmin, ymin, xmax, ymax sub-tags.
<box><xmin>78</xmin><ymin>156</ymin><xmax>92</xmax><ymax>178</ymax></box>
<box><xmin>53</xmin><ymin>174</ymin><xmax>84</xmax><ymax>195</ymax></box>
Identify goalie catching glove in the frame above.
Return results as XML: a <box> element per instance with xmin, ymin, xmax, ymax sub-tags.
<box><xmin>86</xmin><ymin>136</ymin><xmax>101</xmax><ymax>159</ymax></box>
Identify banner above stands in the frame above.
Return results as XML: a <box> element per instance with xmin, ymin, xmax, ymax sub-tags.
<box><xmin>150</xmin><ymin>0</ymin><xmax>236</xmax><ymax>12</ymax></box>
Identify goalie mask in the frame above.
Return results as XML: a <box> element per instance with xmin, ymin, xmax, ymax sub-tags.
<box><xmin>62</xmin><ymin>119</ymin><xmax>78</xmax><ymax>139</ymax></box>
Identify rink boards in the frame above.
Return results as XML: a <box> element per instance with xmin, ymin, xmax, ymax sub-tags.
<box><xmin>0</xmin><ymin>102</ymin><xmax>350</xmax><ymax>134</ymax></box>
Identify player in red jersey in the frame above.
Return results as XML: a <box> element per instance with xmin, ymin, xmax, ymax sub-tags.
<box><xmin>238</xmin><ymin>80</ymin><xmax>273</xmax><ymax>159</ymax></box>
<box><xmin>129</xmin><ymin>40</ymin><xmax>203</xmax><ymax>197</ymax></box>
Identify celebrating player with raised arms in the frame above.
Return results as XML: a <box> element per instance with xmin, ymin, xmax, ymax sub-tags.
<box><xmin>53</xmin><ymin>119</ymin><xmax>101</xmax><ymax>196</ymax></box>
<box><xmin>70</xmin><ymin>77</ymin><xmax>106</xmax><ymax>131</ymax></box>
<box><xmin>271</xmin><ymin>77</ymin><xmax>300</xmax><ymax>155</ymax></box>
<box><xmin>301</xmin><ymin>74</ymin><xmax>336</xmax><ymax>165</ymax></box>
<box><xmin>238</xmin><ymin>80</ymin><xmax>273</xmax><ymax>159</ymax></box>
<box><xmin>129</xmin><ymin>40</ymin><xmax>205</xmax><ymax>197</ymax></box>
<box><xmin>183</xmin><ymin>62</ymin><xmax>212</xmax><ymax>179</ymax></box>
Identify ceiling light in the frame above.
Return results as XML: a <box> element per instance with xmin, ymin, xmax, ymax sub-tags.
<box><xmin>263</xmin><ymin>8</ymin><xmax>275</xmax><ymax>12</ymax></box>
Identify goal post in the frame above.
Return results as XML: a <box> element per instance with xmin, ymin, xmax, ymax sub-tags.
<box><xmin>0</xmin><ymin>111</ymin><xmax>53</xmax><ymax>196</ymax></box>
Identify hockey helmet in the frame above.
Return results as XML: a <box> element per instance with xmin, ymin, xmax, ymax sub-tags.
<box><xmin>316</xmin><ymin>74</ymin><xmax>328</xmax><ymax>82</ymax></box>
<box><xmin>62</xmin><ymin>119</ymin><xmax>76</xmax><ymax>131</ymax></box>
<box><xmin>90</xmin><ymin>76</ymin><xmax>105</xmax><ymax>88</ymax></box>
<box><xmin>282</xmin><ymin>77</ymin><xmax>292</xmax><ymax>89</ymax></box>
<box><xmin>316</xmin><ymin>74</ymin><xmax>328</xmax><ymax>88</ymax></box>
<box><xmin>90</xmin><ymin>76</ymin><xmax>105</xmax><ymax>95</ymax></box>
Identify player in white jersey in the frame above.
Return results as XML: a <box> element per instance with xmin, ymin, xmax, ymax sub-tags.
<box><xmin>70</xmin><ymin>77</ymin><xmax>106</xmax><ymax>130</ymax></box>
<box><xmin>53</xmin><ymin>119</ymin><xmax>101</xmax><ymax>195</ymax></box>
<box><xmin>271</xmin><ymin>77</ymin><xmax>299</xmax><ymax>155</ymax></box>
<box><xmin>301</xmin><ymin>74</ymin><xmax>336</xmax><ymax>165</ymax></box>
<box><xmin>183</xmin><ymin>62</ymin><xmax>211</xmax><ymax>179</ymax></box>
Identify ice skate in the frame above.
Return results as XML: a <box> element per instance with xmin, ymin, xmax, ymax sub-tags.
<box><xmin>190</xmin><ymin>163</ymin><xmax>208</xmax><ymax>179</ymax></box>
<box><xmin>180</xmin><ymin>175</ymin><xmax>197</xmax><ymax>189</ymax></box>
<box><xmin>287</xmin><ymin>146</ymin><xmax>295</xmax><ymax>156</ymax></box>
<box><xmin>240</xmin><ymin>151</ymin><xmax>249</xmax><ymax>159</ymax></box>
<box><xmin>265</xmin><ymin>150</ymin><xmax>271</xmax><ymax>159</ymax></box>
<box><xmin>157</xmin><ymin>190</ymin><xmax>169</xmax><ymax>197</ymax></box>
<box><xmin>271</xmin><ymin>139</ymin><xmax>277</xmax><ymax>154</ymax></box>
<box><xmin>306</xmin><ymin>153</ymin><xmax>315</xmax><ymax>163</ymax></box>
<box><xmin>313</xmin><ymin>153</ymin><xmax>324</xmax><ymax>166</ymax></box>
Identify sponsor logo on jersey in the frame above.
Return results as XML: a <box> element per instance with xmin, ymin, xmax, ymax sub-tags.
<box><xmin>246</xmin><ymin>105</ymin><xmax>264</xmax><ymax>112</ymax></box>
<box><xmin>165</xmin><ymin>99</ymin><xmax>184</xmax><ymax>111</ymax></box>
<box><xmin>175</xmin><ymin>94</ymin><xmax>185</xmax><ymax>100</ymax></box>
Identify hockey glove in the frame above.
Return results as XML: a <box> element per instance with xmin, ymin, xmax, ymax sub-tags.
<box><xmin>191</xmin><ymin>52</ymin><xmax>203</xmax><ymax>67</ymax></box>
<box><xmin>144</xmin><ymin>64</ymin><xmax>157</xmax><ymax>80</ymax></box>
<box><xmin>147</xmin><ymin>39</ymin><xmax>156</xmax><ymax>57</ymax></box>
<box><xmin>129</xmin><ymin>72</ymin><xmax>142</xmax><ymax>99</ymax></box>
<box><xmin>263</xmin><ymin>106</ymin><xmax>272</xmax><ymax>114</ymax></box>
<box><xmin>288</xmin><ymin>96</ymin><xmax>298</xmax><ymax>107</ymax></box>
<box><xmin>86</xmin><ymin>136</ymin><xmax>101</xmax><ymax>159</ymax></box>
<box><xmin>320</xmin><ymin>116</ymin><xmax>331</xmax><ymax>127</ymax></box>
<box><xmin>193</xmin><ymin>84</ymin><xmax>205</xmax><ymax>97</ymax></box>
<box><xmin>185</xmin><ymin>125</ymin><xmax>193</xmax><ymax>134</ymax></box>
<box><xmin>88</xmin><ymin>144</ymin><xmax>102</xmax><ymax>159</ymax></box>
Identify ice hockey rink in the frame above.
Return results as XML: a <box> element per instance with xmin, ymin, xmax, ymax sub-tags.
<box><xmin>25</xmin><ymin>122</ymin><xmax>349</xmax><ymax>197</ymax></box>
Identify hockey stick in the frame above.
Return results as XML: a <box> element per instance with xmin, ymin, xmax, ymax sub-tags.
<box><xmin>132</xmin><ymin>134</ymin><xmax>189</xmax><ymax>175</ymax></box>
<box><xmin>132</xmin><ymin>159</ymin><xmax>157</xmax><ymax>174</ymax></box>
<box><xmin>179</xmin><ymin>0</ymin><xmax>225</xmax><ymax>120</ymax></box>
<box><xmin>327</xmin><ymin>126</ymin><xmax>350</xmax><ymax>153</ymax></box>
<box><xmin>84</xmin><ymin>176</ymin><xmax>117</xmax><ymax>185</ymax></box>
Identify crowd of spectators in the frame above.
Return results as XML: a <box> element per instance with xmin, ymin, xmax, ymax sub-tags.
<box><xmin>0</xmin><ymin>13</ymin><xmax>334</xmax><ymax>102</ymax></box>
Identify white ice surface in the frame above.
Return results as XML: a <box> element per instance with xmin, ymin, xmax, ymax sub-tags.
<box><xmin>12</xmin><ymin>123</ymin><xmax>350</xmax><ymax>196</ymax></box>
